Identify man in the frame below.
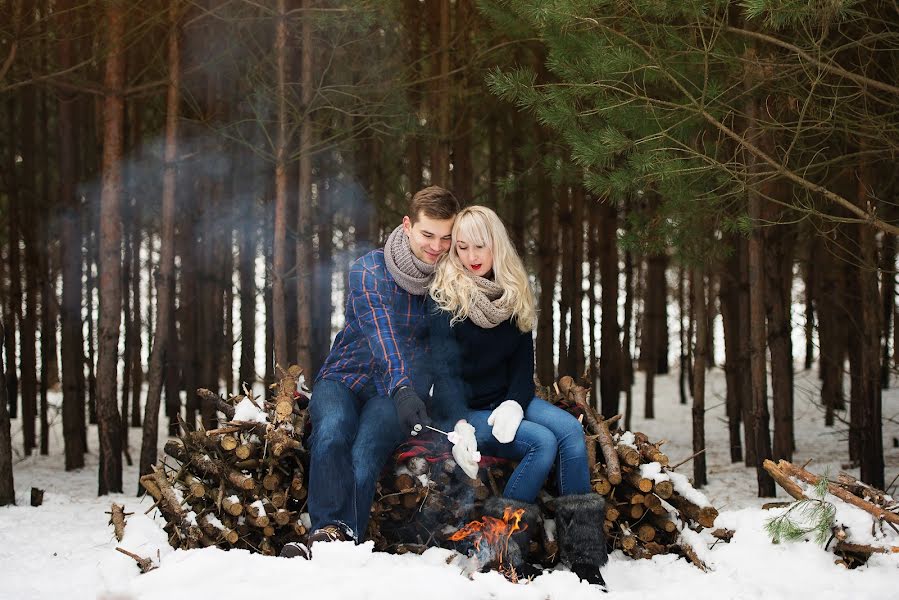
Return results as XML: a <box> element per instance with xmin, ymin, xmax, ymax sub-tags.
<box><xmin>280</xmin><ymin>186</ymin><xmax>461</xmax><ymax>558</ymax></box>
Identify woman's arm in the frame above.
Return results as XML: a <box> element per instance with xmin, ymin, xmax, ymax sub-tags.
<box><xmin>505</xmin><ymin>330</ymin><xmax>536</xmax><ymax>411</ymax></box>
<box><xmin>426</xmin><ymin>299</ymin><xmax>471</xmax><ymax>431</ymax></box>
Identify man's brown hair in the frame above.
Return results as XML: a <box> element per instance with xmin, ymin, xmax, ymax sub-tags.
<box><xmin>408</xmin><ymin>186</ymin><xmax>460</xmax><ymax>223</ymax></box>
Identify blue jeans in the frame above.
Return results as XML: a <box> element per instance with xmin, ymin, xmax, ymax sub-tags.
<box><xmin>307</xmin><ymin>379</ymin><xmax>405</xmax><ymax>538</ymax></box>
<box><xmin>466</xmin><ymin>397</ymin><xmax>591</xmax><ymax>503</ymax></box>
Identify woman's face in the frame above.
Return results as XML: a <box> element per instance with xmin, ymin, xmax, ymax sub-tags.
<box><xmin>454</xmin><ymin>233</ymin><xmax>494</xmax><ymax>277</ymax></box>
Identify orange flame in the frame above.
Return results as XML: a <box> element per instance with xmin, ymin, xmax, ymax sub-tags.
<box><xmin>449</xmin><ymin>507</ymin><xmax>527</xmax><ymax>567</ymax></box>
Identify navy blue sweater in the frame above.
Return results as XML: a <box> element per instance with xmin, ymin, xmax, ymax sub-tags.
<box><xmin>427</xmin><ymin>298</ymin><xmax>535</xmax><ymax>430</ymax></box>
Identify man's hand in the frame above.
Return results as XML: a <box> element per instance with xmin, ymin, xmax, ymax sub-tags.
<box><xmin>487</xmin><ymin>400</ymin><xmax>524</xmax><ymax>444</ymax></box>
<box><xmin>447</xmin><ymin>420</ymin><xmax>481</xmax><ymax>479</ymax></box>
<box><xmin>393</xmin><ymin>386</ymin><xmax>432</xmax><ymax>435</ymax></box>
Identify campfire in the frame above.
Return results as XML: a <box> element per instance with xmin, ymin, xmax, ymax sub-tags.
<box><xmin>449</xmin><ymin>506</ymin><xmax>528</xmax><ymax>579</ymax></box>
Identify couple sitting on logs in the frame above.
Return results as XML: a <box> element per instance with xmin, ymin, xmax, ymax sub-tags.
<box><xmin>279</xmin><ymin>186</ymin><xmax>607</xmax><ymax>589</ymax></box>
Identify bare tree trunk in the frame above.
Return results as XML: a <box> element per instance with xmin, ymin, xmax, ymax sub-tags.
<box><xmin>238</xmin><ymin>171</ymin><xmax>257</xmax><ymax>391</ymax></box>
<box><xmin>817</xmin><ymin>233</ymin><xmax>846</xmax><ymax>427</ymax></box>
<box><xmin>429</xmin><ymin>0</ymin><xmax>451</xmax><ymax>186</ymax></box>
<box><xmin>558</xmin><ymin>187</ymin><xmax>572</xmax><ymax>377</ymax></box>
<box><xmin>587</xmin><ymin>200</ymin><xmax>598</xmax><ymax>390</ymax></box>
<box><xmin>719</xmin><ymin>242</ymin><xmax>743</xmax><ymax>463</ymax></box>
<box><xmin>569</xmin><ymin>186</ymin><xmax>585</xmax><ymax>379</ymax></box>
<box><xmin>622</xmin><ymin>250</ymin><xmax>635</xmax><ymax>432</ymax></box>
<box><xmin>140</xmin><ymin>0</ymin><xmax>181</xmax><ymax>492</ymax></box>
<box><xmin>272</xmin><ymin>0</ymin><xmax>289</xmax><ymax>369</ymax></box>
<box><xmin>0</xmin><ymin>321</ymin><xmax>13</xmax><ymax>505</ymax></box>
<box><xmin>120</xmin><ymin>205</ymin><xmax>133</xmax><ymax>457</ymax></box>
<box><xmin>803</xmin><ymin>252</ymin><xmax>815</xmax><ymax>370</ymax></box>
<box><xmin>57</xmin><ymin>0</ymin><xmax>85</xmax><ymax>470</ymax></box>
<box><xmin>535</xmin><ymin>175</ymin><xmax>556</xmax><ymax>385</ymax></box>
<box><xmin>764</xmin><ymin>201</ymin><xmax>795</xmax><ymax>462</ymax></box>
<box><xmin>96</xmin><ymin>0</ymin><xmax>126</xmax><ymax>495</ymax></box>
<box><xmin>692</xmin><ymin>268</ymin><xmax>708</xmax><ymax>488</ymax></box>
<box><xmin>599</xmin><ymin>200</ymin><xmax>620</xmax><ymax>417</ymax></box>
<box><xmin>296</xmin><ymin>0</ymin><xmax>314</xmax><ymax>372</ymax></box>
<box><xmin>851</xmin><ymin>162</ymin><xmax>884</xmax><ymax>489</ymax></box>
<box><xmin>880</xmin><ymin>232</ymin><xmax>895</xmax><ymax>389</ymax></box>
<box><xmin>18</xmin><ymin>34</ymin><xmax>39</xmax><ymax>455</ymax></box>
<box><xmin>643</xmin><ymin>251</ymin><xmax>665</xmax><ymax>419</ymax></box>
<box><xmin>678</xmin><ymin>266</ymin><xmax>688</xmax><ymax>406</ymax></box>
<box><xmin>403</xmin><ymin>0</ymin><xmax>423</xmax><ymax>195</ymax></box>
<box><xmin>746</xmin><ymin>81</ymin><xmax>775</xmax><ymax>496</ymax></box>
<box><xmin>130</xmin><ymin>219</ymin><xmax>142</xmax><ymax>428</ymax></box>
<box><xmin>737</xmin><ymin>235</ymin><xmax>756</xmax><ymax>466</ymax></box>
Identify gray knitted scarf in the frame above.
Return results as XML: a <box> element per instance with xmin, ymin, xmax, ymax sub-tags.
<box><xmin>466</xmin><ymin>272</ymin><xmax>513</xmax><ymax>329</ymax></box>
<box><xmin>384</xmin><ymin>225</ymin><xmax>435</xmax><ymax>296</ymax></box>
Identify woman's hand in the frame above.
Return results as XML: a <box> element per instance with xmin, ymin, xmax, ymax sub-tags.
<box><xmin>447</xmin><ymin>420</ymin><xmax>481</xmax><ymax>479</ymax></box>
<box><xmin>487</xmin><ymin>400</ymin><xmax>523</xmax><ymax>443</ymax></box>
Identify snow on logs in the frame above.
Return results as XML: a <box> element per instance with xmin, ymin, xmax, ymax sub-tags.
<box><xmin>141</xmin><ymin>370</ymin><xmax>720</xmax><ymax>571</ymax></box>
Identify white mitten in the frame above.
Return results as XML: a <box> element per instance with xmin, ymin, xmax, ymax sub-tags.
<box><xmin>447</xmin><ymin>420</ymin><xmax>481</xmax><ymax>479</ymax></box>
<box><xmin>487</xmin><ymin>400</ymin><xmax>524</xmax><ymax>444</ymax></box>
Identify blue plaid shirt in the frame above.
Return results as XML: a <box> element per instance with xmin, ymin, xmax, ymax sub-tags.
<box><xmin>316</xmin><ymin>249</ymin><xmax>430</xmax><ymax>398</ymax></box>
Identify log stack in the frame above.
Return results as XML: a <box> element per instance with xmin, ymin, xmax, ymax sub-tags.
<box><xmin>140</xmin><ymin>365</ymin><xmax>310</xmax><ymax>555</ymax></box>
<box><xmin>143</xmin><ymin>371</ymin><xmax>721</xmax><ymax>572</ymax></box>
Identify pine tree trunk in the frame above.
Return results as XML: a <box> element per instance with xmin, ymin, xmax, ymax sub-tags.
<box><xmin>880</xmin><ymin>232</ymin><xmax>895</xmax><ymax>389</ymax></box>
<box><xmin>141</xmin><ymin>0</ymin><xmax>180</xmax><ymax>489</ymax></box>
<box><xmin>817</xmin><ymin>233</ymin><xmax>846</xmax><ymax>427</ymax></box>
<box><xmin>643</xmin><ymin>251</ymin><xmax>665</xmax><ymax>420</ymax></box>
<box><xmin>804</xmin><ymin>251</ymin><xmax>815</xmax><ymax>370</ymax></box>
<box><xmin>120</xmin><ymin>208</ymin><xmax>133</xmax><ymax>455</ymax></box>
<box><xmin>403</xmin><ymin>0</ymin><xmax>423</xmax><ymax>195</ymax></box>
<box><xmin>451</xmin><ymin>0</ymin><xmax>474</xmax><ymax>203</ymax></box>
<box><xmin>746</xmin><ymin>81</ymin><xmax>775</xmax><ymax>496</ymax></box>
<box><xmin>535</xmin><ymin>175</ymin><xmax>556</xmax><ymax>385</ymax></box>
<box><xmin>678</xmin><ymin>266</ymin><xmax>688</xmax><ymax>406</ymax></box>
<box><xmin>737</xmin><ymin>235</ymin><xmax>756</xmax><ymax>466</ymax></box>
<box><xmin>238</xmin><ymin>166</ymin><xmax>257</xmax><ymax>390</ymax></box>
<box><xmin>264</xmin><ymin>203</ymin><xmax>275</xmax><ymax>389</ymax></box>
<box><xmin>587</xmin><ymin>200</ymin><xmax>598</xmax><ymax>389</ymax></box>
<box><xmin>692</xmin><ymin>268</ymin><xmax>708</xmax><ymax>488</ymax></box>
<box><xmin>558</xmin><ymin>188</ymin><xmax>572</xmax><ymax>378</ymax></box>
<box><xmin>851</xmin><ymin>162</ymin><xmax>884</xmax><ymax>488</ymax></box>
<box><xmin>599</xmin><ymin>200</ymin><xmax>620</xmax><ymax>417</ymax></box>
<box><xmin>718</xmin><ymin>241</ymin><xmax>743</xmax><ymax>463</ymax></box>
<box><xmin>312</xmin><ymin>171</ymin><xmax>334</xmax><ymax>378</ymax></box>
<box><xmin>57</xmin><ymin>0</ymin><xmax>85</xmax><ymax>469</ymax></box>
<box><xmin>96</xmin><ymin>0</ymin><xmax>126</xmax><ymax>495</ymax></box>
<box><xmin>429</xmin><ymin>0</ymin><xmax>451</xmax><ymax>186</ymax></box>
<box><xmin>130</xmin><ymin>220</ymin><xmax>142</xmax><ymax>428</ymax></box>
<box><xmin>296</xmin><ymin>0</ymin><xmax>314</xmax><ymax>373</ymax></box>
<box><xmin>272</xmin><ymin>0</ymin><xmax>289</xmax><ymax>370</ymax></box>
<box><xmin>0</xmin><ymin>321</ymin><xmax>13</xmax><ymax>505</ymax></box>
<box><xmin>569</xmin><ymin>186</ymin><xmax>585</xmax><ymax>379</ymax></box>
<box><xmin>17</xmin><ymin>32</ymin><xmax>39</xmax><ymax>454</ymax></box>
<box><xmin>3</xmin><ymin>91</ymin><xmax>20</xmax><ymax>422</ymax></box>
<box><xmin>622</xmin><ymin>250</ymin><xmax>635</xmax><ymax>432</ymax></box>
<box><xmin>764</xmin><ymin>201</ymin><xmax>795</xmax><ymax>462</ymax></box>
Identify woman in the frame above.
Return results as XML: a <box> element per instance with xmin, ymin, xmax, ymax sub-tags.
<box><xmin>428</xmin><ymin>206</ymin><xmax>607</xmax><ymax>588</ymax></box>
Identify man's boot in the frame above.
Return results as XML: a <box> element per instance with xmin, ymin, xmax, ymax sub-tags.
<box><xmin>554</xmin><ymin>493</ymin><xmax>608</xmax><ymax>591</ymax></box>
<box><xmin>482</xmin><ymin>496</ymin><xmax>544</xmax><ymax>581</ymax></box>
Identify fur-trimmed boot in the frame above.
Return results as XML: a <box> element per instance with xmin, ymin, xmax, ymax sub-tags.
<box><xmin>554</xmin><ymin>493</ymin><xmax>608</xmax><ymax>591</ymax></box>
<box><xmin>483</xmin><ymin>496</ymin><xmax>544</xmax><ymax>580</ymax></box>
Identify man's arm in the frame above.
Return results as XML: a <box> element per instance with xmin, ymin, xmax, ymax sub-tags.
<box><xmin>348</xmin><ymin>262</ymin><xmax>412</xmax><ymax>394</ymax></box>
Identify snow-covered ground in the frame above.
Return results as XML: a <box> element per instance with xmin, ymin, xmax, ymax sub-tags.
<box><xmin>1</xmin><ymin>366</ymin><xmax>897</xmax><ymax>600</ymax></box>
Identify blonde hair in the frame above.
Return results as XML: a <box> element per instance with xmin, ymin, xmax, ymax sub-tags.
<box><xmin>430</xmin><ymin>206</ymin><xmax>536</xmax><ymax>332</ymax></box>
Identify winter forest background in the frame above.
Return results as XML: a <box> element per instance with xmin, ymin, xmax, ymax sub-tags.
<box><xmin>0</xmin><ymin>0</ymin><xmax>898</xmax><ymax>540</ymax></box>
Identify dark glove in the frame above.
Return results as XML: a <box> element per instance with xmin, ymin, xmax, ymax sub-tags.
<box><xmin>392</xmin><ymin>386</ymin><xmax>432</xmax><ymax>435</ymax></box>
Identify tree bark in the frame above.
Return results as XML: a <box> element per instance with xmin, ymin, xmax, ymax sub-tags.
<box><xmin>816</xmin><ymin>232</ymin><xmax>846</xmax><ymax>427</ymax></box>
<box><xmin>569</xmin><ymin>185</ymin><xmax>586</xmax><ymax>379</ymax></box>
<box><xmin>803</xmin><ymin>252</ymin><xmax>815</xmax><ymax>371</ymax></box>
<box><xmin>558</xmin><ymin>187</ymin><xmax>572</xmax><ymax>377</ymax></box>
<box><xmin>296</xmin><ymin>0</ymin><xmax>314</xmax><ymax>372</ymax></box>
<box><xmin>850</xmin><ymin>161</ymin><xmax>884</xmax><ymax>488</ymax></box>
<box><xmin>599</xmin><ymin>200</ymin><xmax>620</xmax><ymax>417</ymax></box>
<box><xmin>692</xmin><ymin>268</ymin><xmax>708</xmax><ymax>488</ymax></box>
<box><xmin>272</xmin><ymin>0</ymin><xmax>290</xmax><ymax>370</ymax></box>
<box><xmin>879</xmin><ymin>231</ymin><xmax>895</xmax><ymax>389</ymax></box>
<box><xmin>622</xmin><ymin>250</ymin><xmax>635</xmax><ymax>432</ymax></box>
<box><xmin>0</xmin><ymin>321</ymin><xmax>13</xmax><ymax>505</ymax></box>
<box><xmin>535</xmin><ymin>170</ymin><xmax>556</xmax><ymax>385</ymax></box>
<box><xmin>763</xmin><ymin>198</ymin><xmax>795</xmax><ymax>462</ymax></box>
<box><xmin>643</xmin><ymin>250</ymin><xmax>665</xmax><ymax>419</ymax></box>
<box><xmin>429</xmin><ymin>0</ymin><xmax>451</xmax><ymax>186</ymax></box>
<box><xmin>718</xmin><ymin>240</ymin><xmax>743</xmax><ymax>463</ymax></box>
<box><xmin>141</xmin><ymin>0</ymin><xmax>180</xmax><ymax>491</ymax></box>
<box><xmin>57</xmin><ymin>0</ymin><xmax>86</xmax><ymax>469</ymax></box>
<box><xmin>97</xmin><ymin>0</ymin><xmax>126</xmax><ymax>495</ymax></box>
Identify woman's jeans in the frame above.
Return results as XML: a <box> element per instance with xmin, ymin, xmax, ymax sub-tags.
<box><xmin>466</xmin><ymin>397</ymin><xmax>591</xmax><ymax>503</ymax></box>
<box><xmin>307</xmin><ymin>379</ymin><xmax>405</xmax><ymax>539</ymax></box>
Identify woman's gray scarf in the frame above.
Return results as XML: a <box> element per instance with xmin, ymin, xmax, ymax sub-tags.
<box><xmin>384</xmin><ymin>225</ymin><xmax>435</xmax><ymax>296</ymax></box>
<box><xmin>466</xmin><ymin>272</ymin><xmax>513</xmax><ymax>329</ymax></box>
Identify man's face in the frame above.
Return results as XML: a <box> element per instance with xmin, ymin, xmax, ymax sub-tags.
<box><xmin>403</xmin><ymin>212</ymin><xmax>454</xmax><ymax>264</ymax></box>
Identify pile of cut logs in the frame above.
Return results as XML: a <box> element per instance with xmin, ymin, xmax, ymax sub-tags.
<box><xmin>140</xmin><ymin>368</ymin><xmax>722</xmax><ymax>571</ymax></box>
<box><xmin>764</xmin><ymin>459</ymin><xmax>899</xmax><ymax>567</ymax></box>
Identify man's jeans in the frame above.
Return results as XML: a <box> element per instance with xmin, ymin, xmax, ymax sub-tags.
<box><xmin>466</xmin><ymin>397</ymin><xmax>591</xmax><ymax>503</ymax></box>
<box><xmin>307</xmin><ymin>379</ymin><xmax>405</xmax><ymax>538</ymax></box>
